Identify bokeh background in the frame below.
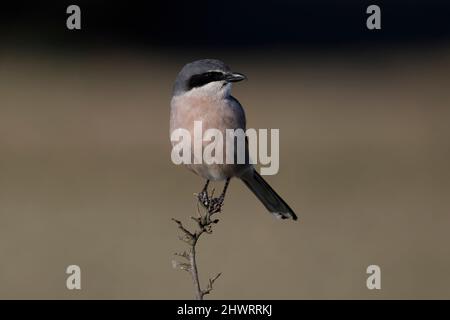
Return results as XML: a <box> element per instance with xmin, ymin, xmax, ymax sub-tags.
<box><xmin>1</xmin><ymin>1</ymin><xmax>450</xmax><ymax>299</ymax></box>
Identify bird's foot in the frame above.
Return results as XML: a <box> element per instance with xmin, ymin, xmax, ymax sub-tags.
<box><xmin>208</xmin><ymin>196</ymin><xmax>224</xmax><ymax>214</ymax></box>
<box><xmin>197</xmin><ymin>189</ymin><xmax>210</xmax><ymax>208</ymax></box>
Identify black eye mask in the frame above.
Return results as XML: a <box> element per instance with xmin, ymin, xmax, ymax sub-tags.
<box><xmin>188</xmin><ymin>71</ymin><xmax>225</xmax><ymax>90</ymax></box>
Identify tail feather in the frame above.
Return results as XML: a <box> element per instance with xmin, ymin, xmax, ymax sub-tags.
<box><xmin>240</xmin><ymin>170</ymin><xmax>297</xmax><ymax>220</ymax></box>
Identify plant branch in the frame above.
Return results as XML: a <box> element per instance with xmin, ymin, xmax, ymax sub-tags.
<box><xmin>172</xmin><ymin>190</ymin><xmax>224</xmax><ymax>300</ymax></box>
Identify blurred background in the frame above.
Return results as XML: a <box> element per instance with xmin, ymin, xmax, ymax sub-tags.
<box><xmin>1</xmin><ymin>0</ymin><xmax>450</xmax><ymax>299</ymax></box>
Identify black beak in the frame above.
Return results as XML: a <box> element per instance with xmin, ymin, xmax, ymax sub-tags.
<box><xmin>225</xmin><ymin>72</ymin><xmax>247</xmax><ymax>83</ymax></box>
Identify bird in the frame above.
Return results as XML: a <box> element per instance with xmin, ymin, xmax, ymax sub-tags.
<box><xmin>170</xmin><ymin>59</ymin><xmax>297</xmax><ymax>220</ymax></box>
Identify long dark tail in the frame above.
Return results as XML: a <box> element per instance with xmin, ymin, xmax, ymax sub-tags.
<box><xmin>240</xmin><ymin>169</ymin><xmax>297</xmax><ymax>220</ymax></box>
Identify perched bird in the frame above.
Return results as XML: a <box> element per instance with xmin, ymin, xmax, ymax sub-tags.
<box><xmin>170</xmin><ymin>59</ymin><xmax>297</xmax><ymax>220</ymax></box>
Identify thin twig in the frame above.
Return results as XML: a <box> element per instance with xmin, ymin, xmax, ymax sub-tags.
<box><xmin>172</xmin><ymin>190</ymin><xmax>224</xmax><ymax>300</ymax></box>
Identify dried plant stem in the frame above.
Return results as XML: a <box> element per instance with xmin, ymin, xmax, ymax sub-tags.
<box><xmin>172</xmin><ymin>190</ymin><xmax>223</xmax><ymax>300</ymax></box>
<box><xmin>189</xmin><ymin>246</ymin><xmax>202</xmax><ymax>300</ymax></box>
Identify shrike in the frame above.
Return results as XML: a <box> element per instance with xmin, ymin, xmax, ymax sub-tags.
<box><xmin>170</xmin><ymin>59</ymin><xmax>297</xmax><ymax>220</ymax></box>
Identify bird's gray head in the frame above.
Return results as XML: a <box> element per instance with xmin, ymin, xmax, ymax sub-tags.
<box><xmin>173</xmin><ymin>59</ymin><xmax>246</xmax><ymax>97</ymax></box>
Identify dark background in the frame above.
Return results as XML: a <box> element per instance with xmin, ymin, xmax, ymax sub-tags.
<box><xmin>1</xmin><ymin>1</ymin><xmax>449</xmax><ymax>49</ymax></box>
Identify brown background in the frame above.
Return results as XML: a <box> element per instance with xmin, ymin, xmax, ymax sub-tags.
<box><xmin>1</xmin><ymin>45</ymin><xmax>449</xmax><ymax>299</ymax></box>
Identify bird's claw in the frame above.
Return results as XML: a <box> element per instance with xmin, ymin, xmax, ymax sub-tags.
<box><xmin>197</xmin><ymin>185</ymin><xmax>224</xmax><ymax>214</ymax></box>
<box><xmin>197</xmin><ymin>190</ymin><xmax>210</xmax><ymax>208</ymax></box>
<box><xmin>208</xmin><ymin>196</ymin><xmax>224</xmax><ymax>214</ymax></box>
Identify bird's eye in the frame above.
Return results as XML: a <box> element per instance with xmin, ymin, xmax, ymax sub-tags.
<box><xmin>188</xmin><ymin>71</ymin><xmax>225</xmax><ymax>89</ymax></box>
